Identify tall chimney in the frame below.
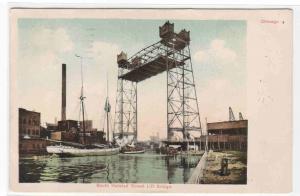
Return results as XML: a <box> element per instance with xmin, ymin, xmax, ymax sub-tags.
<box><xmin>61</xmin><ymin>63</ymin><xmax>66</xmax><ymax>121</ymax></box>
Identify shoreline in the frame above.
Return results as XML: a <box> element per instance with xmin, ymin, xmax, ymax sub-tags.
<box><xmin>188</xmin><ymin>150</ymin><xmax>247</xmax><ymax>184</ymax></box>
<box><xmin>203</xmin><ymin>150</ymin><xmax>247</xmax><ymax>184</ymax></box>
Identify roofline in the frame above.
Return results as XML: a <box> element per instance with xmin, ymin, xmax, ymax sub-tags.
<box><xmin>207</xmin><ymin>119</ymin><xmax>248</xmax><ymax>124</ymax></box>
<box><xmin>18</xmin><ymin>107</ymin><xmax>40</xmax><ymax>114</ymax></box>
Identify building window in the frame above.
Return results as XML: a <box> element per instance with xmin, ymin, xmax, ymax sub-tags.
<box><xmin>23</xmin><ymin>119</ymin><xmax>26</xmax><ymax>124</ymax></box>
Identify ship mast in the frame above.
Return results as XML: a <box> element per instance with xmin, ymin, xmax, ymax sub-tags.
<box><xmin>80</xmin><ymin>87</ymin><xmax>86</xmax><ymax>145</ymax></box>
<box><xmin>107</xmin><ymin>99</ymin><xmax>109</xmax><ymax>143</ymax></box>
<box><xmin>105</xmin><ymin>76</ymin><xmax>111</xmax><ymax>143</ymax></box>
<box><xmin>76</xmin><ymin>54</ymin><xmax>86</xmax><ymax>145</ymax></box>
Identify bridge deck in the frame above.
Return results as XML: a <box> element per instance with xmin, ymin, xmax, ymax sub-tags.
<box><xmin>119</xmin><ymin>55</ymin><xmax>185</xmax><ymax>82</ymax></box>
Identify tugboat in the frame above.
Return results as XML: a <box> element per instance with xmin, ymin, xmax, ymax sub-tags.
<box><xmin>120</xmin><ymin>141</ymin><xmax>145</xmax><ymax>154</ymax></box>
<box><xmin>47</xmin><ymin>55</ymin><xmax>120</xmax><ymax>157</ymax></box>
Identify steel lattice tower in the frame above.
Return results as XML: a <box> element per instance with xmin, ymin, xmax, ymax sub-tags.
<box><xmin>166</xmin><ymin>45</ymin><xmax>202</xmax><ymax>140</ymax></box>
<box><xmin>114</xmin><ymin>21</ymin><xmax>202</xmax><ymax>143</ymax></box>
<box><xmin>114</xmin><ymin>55</ymin><xmax>138</xmax><ymax>142</ymax></box>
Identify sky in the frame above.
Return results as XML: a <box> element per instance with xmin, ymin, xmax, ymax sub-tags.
<box><xmin>16</xmin><ymin>19</ymin><xmax>246</xmax><ymax>141</ymax></box>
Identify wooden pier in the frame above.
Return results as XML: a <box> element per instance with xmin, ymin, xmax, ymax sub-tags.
<box><xmin>187</xmin><ymin>151</ymin><xmax>208</xmax><ymax>184</ymax></box>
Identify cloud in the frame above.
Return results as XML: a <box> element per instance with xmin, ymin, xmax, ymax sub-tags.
<box><xmin>193</xmin><ymin>39</ymin><xmax>237</xmax><ymax>66</ymax></box>
<box><xmin>19</xmin><ymin>26</ymin><xmax>74</xmax><ymax>74</ymax></box>
<box><xmin>88</xmin><ymin>41</ymin><xmax>121</xmax><ymax>98</ymax></box>
<box><xmin>197</xmin><ymin>78</ymin><xmax>246</xmax><ymax>124</ymax></box>
<box><xmin>29</xmin><ymin>27</ymin><xmax>74</xmax><ymax>54</ymax></box>
<box><xmin>90</xmin><ymin>41</ymin><xmax>120</xmax><ymax>67</ymax></box>
<box><xmin>17</xmin><ymin>26</ymin><xmax>75</xmax><ymax>124</ymax></box>
<box><xmin>194</xmin><ymin>50</ymin><xmax>207</xmax><ymax>63</ymax></box>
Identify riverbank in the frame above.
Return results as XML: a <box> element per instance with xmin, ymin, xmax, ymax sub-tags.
<box><xmin>202</xmin><ymin>150</ymin><xmax>247</xmax><ymax>184</ymax></box>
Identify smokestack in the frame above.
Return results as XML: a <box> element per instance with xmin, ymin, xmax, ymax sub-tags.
<box><xmin>61</xmin><ymin>63</ymin><xmax>66</xmax><ymax>121</ymax></box>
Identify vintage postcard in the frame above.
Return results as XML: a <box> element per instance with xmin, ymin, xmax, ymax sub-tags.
<box><xmin>9</xmin><ymin>8</ymin><xmax>292</xmax><ymax>193</ymax></box>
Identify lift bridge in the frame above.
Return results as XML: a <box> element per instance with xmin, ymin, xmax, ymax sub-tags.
<box><xmin>114</xmin><ymin>21</ymin><xmax>202</xmax><ymax>142</ymax></box>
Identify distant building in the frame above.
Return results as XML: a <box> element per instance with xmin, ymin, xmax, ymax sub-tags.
<box><xmin>79</xmin><ymin>120</ymin><xmax>93</xmax><ymax>132</ymax></box>
<box><xmin>163</xmin><ymin>119</ymin><xmax>248</xmax><ymax>152</ymax></box>
<box><xmin>19</xmin><ymin>108</ymin><xmax>41</xmax><ymax>139</ymax></box>
<box><xmin>46</xmin><ymin>122</ymin><xmax>58</xmax><ymax>131</ymax></box>
<box><xmin>207</xmin><ymin>120</ymin><xmax>248</xmax><ymax>136</ymax></box>
<box><xmin>46</xmin><ymin>119</ymin><xmax>105</xmax><ymax>144</ymax></box>
<box><xmin>57</xmin><ymin>120</ymin><xmax>78</xmax><ymax>131</ymax></box>
<box><xmin>200</xmin><ymin>120</ymin><xmax>248</xmax><ymax>151</ymax></box>
<box><xmin>54</xmin><ymin>119</ymin><xmax>93</xmax><ymax>132</ymax></box>
<box><xmin>78</xmin><ymin>130</ymin><xmax>106</xmax><ymax>145</ymax></box>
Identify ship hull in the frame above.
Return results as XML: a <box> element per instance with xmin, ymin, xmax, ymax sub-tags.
<box><xmin>46</xmin><ymin>145</ymin><xmax>120</xmax><ymax>157</ymax></box>
<box><xmin>122</xmin><ymin>150</ymin><xmax>145</xmax><ymax>154</ymax></box>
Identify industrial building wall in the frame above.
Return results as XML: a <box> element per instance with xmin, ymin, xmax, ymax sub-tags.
<box><xmin>19</xmin><ymin>108</ymin><xmax>41</xmax><ymax>138</ymax></box>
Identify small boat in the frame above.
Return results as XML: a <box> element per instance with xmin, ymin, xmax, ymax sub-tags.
<box><xmin>122</xmin><ymin>149</ymin><xmax>145</xmax><ymax>154</ymax></box>
<box><xmin>120</xmin><ymin>142</ymin><xmax>145</xmax><ymax>154</ymax></box>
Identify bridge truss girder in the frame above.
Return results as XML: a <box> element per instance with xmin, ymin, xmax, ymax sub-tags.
<box><xmin>115</xmin><ymin>35</ymin><xmax>202</xmax><ymax>142</ymax></box>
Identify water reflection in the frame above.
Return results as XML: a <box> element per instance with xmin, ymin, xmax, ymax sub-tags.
<box><xmin>19</xmin><ymin>152</ymin><xmax>201</xmax><ymax>184</ymax></box>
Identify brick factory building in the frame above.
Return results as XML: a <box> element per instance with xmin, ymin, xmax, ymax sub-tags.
<box><xmin>19</xmin><ymin>139</ymin><xmax>51</xmax><ymax>155</ymax></box>
<box><xmin>19</xmin><ymin>108</ymin><xmax>41</xmax><ymax>139</ymax></box>
<box><xmin>18</xmin><ymin>108</ymin><xmax>52</xmax><ymax>155</ymax></box>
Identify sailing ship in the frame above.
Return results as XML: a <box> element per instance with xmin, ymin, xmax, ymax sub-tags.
<box><xmin>47</xmin><ymin>55</ymin><xmax>120</xmax><ymax>157</ymax></box>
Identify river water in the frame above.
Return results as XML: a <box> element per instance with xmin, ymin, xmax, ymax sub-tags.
<box><xmin>19</xmin><ymin>152</ymin><xmax>201</xmax><ymax>184</ymax></box>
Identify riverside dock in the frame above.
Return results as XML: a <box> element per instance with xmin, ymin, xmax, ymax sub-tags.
<box><xmin>187</xmin><ymin>151</ymin><xmax>208</xmax><ymax>184</ymax></box>
<box><xmin>187</xmin><ymin>150</ymin><xmax>247</xmax><ymax>184</ymax></box>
